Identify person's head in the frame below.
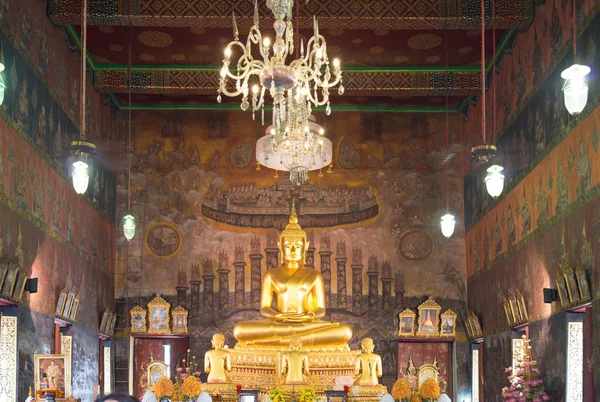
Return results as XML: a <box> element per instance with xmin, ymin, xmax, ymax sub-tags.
<box><xmin>289</xmin><ymin>337</ymin><xmax>303</xmax><ymax>350</ymax></box>
<box><xmin>96</xmin><ymin>393</ymin><xmax>140</xmax><ymax>402</ymax></box>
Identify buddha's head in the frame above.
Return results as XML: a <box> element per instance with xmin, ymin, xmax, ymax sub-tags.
<box><xmin>212</xmin><ymin>333</ymin><xmax>225</xmax><ymax>349</ymax></box>
<box><xmin>279</xmin><ymin>200</ymin><xmax>308</xmax><ymax>265</ymax></box>
<box><xmin>289</xmin><ymin>337</ymin><xmax>303</xmax><ymax>350</ymax></box>
<box><xmin>361</xmin><ymin>338</ymin><xmax>374</xmax><ymax>353</ymax></box>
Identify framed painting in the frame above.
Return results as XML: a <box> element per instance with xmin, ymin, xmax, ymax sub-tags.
<box><xmin>55</xmin><ymin>289</ymin><xmax>67</xmax><ymax>317</ymax></box>
<box><xmin>471</xmin><ymin>312</ymin><xmax>483</xmax><ymax>338</ymax></box>
<box><xmin>0</xmin><ymin>262</ymin><xmax>8</xmax><ymax>292</ymax></box>
<box><xmin>416</xmin><ymin>297</ymin><xmax>441</xmax><ymax>337</ymax></box>
<box><xmin>109</xmin><ymin>313</ymin><xmax>117</xmax><ymax>334</ymax></box>
<box><xmin>100</xmin><ymin>309</ymin><xmax>110</xmax><ymax>334</ymax></box>
<box><xmin>172</xmin><ymin>306</ymin><xmax>189</xmax><ymax>334</ymax></box>
<box><xmin>63</xmin><ymin>292</ymin><xmax>75</xmax><ymax>319</ymax></box>
<box><xmin>556</xmin><ymin>277</ymin><xmax>569</xmax><ymax>308</ymax></box>
<box><xmin>464</xmin><ymin>314</ymin><xmax>474</xmax><ymax>338</ymax></box>
<box><xmin>0</xmin><ymin>263</ymin><xmax>18</xmax><ymax>298</ymax></box>
<box><xmin>516</xmin><ymin>290</ymin><xmax>528</xmax><ymax>323</ymax></box>
<box><xmin>503</xmin><ymin>297</ymin><xmax>515</xmax><ymax>327</ymax></box>
<box><xmin>148</xmin><ymin>294</ymin><xmax>171</xmax><ymax>334</ymax></box>
<box><xmin>34</xmin><ymin>354</ymin><xmax>70</xmax><ymax>400</ymax></box>
<box><xmin>130</xmin><ymin>306</ymin><xmax>147</xmax><ymax>333</ymax></box>
<box><xmin>509</xmin><ymin>293</ymin><xmax>521</xmax><ymax>324</ymax></box>
<box><xmin>564</xmin><ymin>267</ymin><xmax>580</xmax><ymax>305</ymax></box>
<box><xmin>12</xmin><ymin>270</ymin><xmax>27</xmax><ymax>302</ymax></box>
<box><xmin>575</xmin><ymin>266</ymin><xmax>591</xmax><ymax>301</ymax></box>
<box><xmin>145</xmin><ymin>222</ymin><xmax>183</xmax><ymax>259</ymax></box>
<box><xmin>104</xmin><ymin>311</ymin><xmax>114</xmax><ymax>334</ymax></box>
<box><xmin>440</xmin><ymin>309</ymin><xmax>457</xmax><ymax>337</ymax></box>
<box><xmin>397</xmin><ymin>308</ymin><xmax>416</xmax><ymax>337</ymax></box>
<box><xmin>68</xmin><ymin>295</ymin><xmax>79</xmax><ymax>321</ymax></box>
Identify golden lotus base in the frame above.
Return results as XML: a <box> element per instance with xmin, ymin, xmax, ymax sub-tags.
<box><xmin>227</xmin><ymin>345</ymin><xmax>361</xmax><ymax>392</ymax></box>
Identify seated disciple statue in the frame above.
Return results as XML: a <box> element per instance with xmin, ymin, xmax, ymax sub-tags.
<box><xmin>204</xmin><ymin>333</ymin><xmax>232</xmax><ymax>383</ymax></box>
<box><xmin>353</xmin><ymin>338</ymin><xmax>382</xmax><ymax>386</ymax></box>
<box><xmin>281</xmin><ymin>337</ymin><xmax>310</xmax><ymax>384</ymax></box>
<box><xmin>233</xmin><ymin>201</ymin><xmax>352</xmax><ymax>348</ymax></box>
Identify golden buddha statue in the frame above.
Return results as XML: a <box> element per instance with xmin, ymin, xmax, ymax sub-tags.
<box><xmin>233</xmin><ymin>201</ymin><xmax>352</xmax><ymax>348</ymax></box>
<box><xmin>353</xmin><ymin>338</ymin><xmax>382</xmax><ymax>386</ymax></box>
<box><xmin>204</xmin><ymin>334</ymin><xmax>232</xmax><ymax>383</ymax></box>
<box><xmin>280</xmin><ymin>337</ymin><xmax>310</xmax><ymax>384</ymax></box>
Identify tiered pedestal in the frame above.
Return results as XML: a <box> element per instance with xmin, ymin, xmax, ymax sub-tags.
<box><xmin>202</xmin><ymin>345</ymin><xmax>386</xmax><ymax>402</ymax></box>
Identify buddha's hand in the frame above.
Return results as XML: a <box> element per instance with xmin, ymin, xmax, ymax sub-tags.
<box><xmin>278</xmin><ymin>311</ymin><xmax>315</xmax><ymax>322</ymax></box>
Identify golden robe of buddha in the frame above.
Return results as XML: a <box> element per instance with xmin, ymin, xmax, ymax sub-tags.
<box><xmin>204</xmin><ymin>334</ymin><xmax>232</xmax><ymax>383</ymax></box>
<box><xmin>233</xmin><ymin>201</ymin><xmax>352</xmax><ymax>348</ymax></box>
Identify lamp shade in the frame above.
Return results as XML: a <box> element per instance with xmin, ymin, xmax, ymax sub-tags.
<box><xmin>485</xmin><ymin>164</ymin><xmax>505</xmax><ymax>198</ymax></box>
<box><xmin>71</xmin><ymin>160</ymin><xmax>90</xmax><ymax>195</ymax></box>
<box><xmin>440</xmin><ymin>214</ymin><xmax>456</xmax><ymax>238</ymax></box>
<box><xmin>0</xmin><ymin>62</ymin><xmax>5</xmax><ymax>106</ymax></box>
<box><xmin>561</xmin><ymin>64</ymin><xmax>591</xmax><ymax>116</ymax></box>
<box><xmin>123</xmin><ymin>214</ymin><xmax>136</xmax><ymax>240</ymax></box>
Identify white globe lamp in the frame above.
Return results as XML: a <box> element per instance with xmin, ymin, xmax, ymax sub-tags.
<box><xmin>485</xmin><ymin>164</ymin><xmax>505</xmax><ymax>198</ymax></box>
<box><xmin>71</xmin><ymin>160</ymin><xmax>90</xmax><ymax>195</ymax></box>
<box><xmin>561</xmin><ymin>64</ymin><xmax>590</xmax><ymax>116</ymax></box>
<box><xmin>123</xmin><ymin>214</ymin><xmax>136</xmax><ymax>240</ymax></box>
<box><xmin>440</xmin><ymin>214</ymin><xmax>456</xmax><ymax>238</ymax></box>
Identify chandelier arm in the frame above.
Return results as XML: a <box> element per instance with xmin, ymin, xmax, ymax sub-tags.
<box><xmin>220</xmin><ymin>69</ymin><xmax>263</xmax><ymax>98</ymax></box>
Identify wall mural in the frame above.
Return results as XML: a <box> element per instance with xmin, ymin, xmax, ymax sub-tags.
<box><xmin>0</xmin><ymin>0</ymin><xmax>117</xmax><ymax>222</ymax></box>
<box><xmin>463</xmin><ymin>0</ymin><xmax>597</xmax><ymax>229</ymax></box>
<box><xmin>115</xmin><ymin>110</ymin><xmax>468</xmax><ymax>392</ymax></box>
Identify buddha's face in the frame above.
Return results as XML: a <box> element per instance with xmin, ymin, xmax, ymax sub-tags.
<box><xmin>280</xmin><ymin>235</ymin><xmax>307</xmax><ymax>263</ymax></box>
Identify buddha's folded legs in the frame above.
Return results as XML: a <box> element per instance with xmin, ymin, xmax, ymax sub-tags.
<box><xmin>233</xmin><ymin>320</ymin><xmax>353</xmax><ymax>346</ymax></box>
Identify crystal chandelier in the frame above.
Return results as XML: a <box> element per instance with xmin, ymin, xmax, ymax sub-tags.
<box><xmin>256</xmin><ymin>87</ymin><xmax>332</xmax><ymax>185</ymax></box>
<box><xmin>218</xmin><ymin>0</ymin><xmax>343</xmax><ymax>121</ymax></box>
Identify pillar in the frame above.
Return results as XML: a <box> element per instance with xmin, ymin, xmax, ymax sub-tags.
<box><xmin>202</xmin><ymin>258</ymin><xmax>215</xmax><ymax>308</ymax></box>
<box><xmin>306</xmin><ymin>231</ymin><xmax>316</xmax><ymax>269</ymax></box>
<box><xmin>351</xmin><ymin>247</ymin><xmax>364</xmax><ymax>314</ymax></box>
<box><xmin>234</xmin><ymin>246</ymin><xmax>246</xmax><ymax>309</ymax></box>
<box><xmin>336</xmin><ymin>240</ymin><xmax>347</xmax><ymax>309</ymax></box>
<box><xmin>265</xmin><ymin>230</ymin><xmax>279</xmax><ymax>270</ymax></box>
<box><xmin>176</xmin><ymin>269</ymin><xmax>189</xmax><ymax>308</ymax></box>
<box><xmin>189</xmin><ymin>263</ymin><xmax>201</xmax><ymax>313</ymax></box>
<box><xmin>319</xmin><ymin>234</ymin><xmax>332</xmax><ymax>307</ymax></box>
<box><xmin>394</xmin><ymin>272</ymin><xmax>405</xmax><ymax>310</ymax></box>
<box><xmin>367</xmin><ymin>255</ymin><xmax>379</xmax><ymax>311</ymax></box>
<box><xmin>249</xmin><ymin>237</ymin><xmax>263</xmax><ymax>309</ymax></box>
<box><xmin>381</xmin><ymin>261</ymin><xmax>393</xmax><ymax>310</ymax></box>
<box><xmin>217</xmin><ymin>250</ymin><xmax>230</xmax><ymax>310</ymax></box>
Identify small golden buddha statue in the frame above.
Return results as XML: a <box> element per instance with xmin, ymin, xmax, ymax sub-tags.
<box><xmin>204</xmin><ymin>333</ymin><xmax>232</xmax><ymax>383</ymax></box>
<box><xmin>233</xmin><ymin>201</ymin><xmax>352</xmax><ymax>347</ymax></box>
<box><xmin>353</xmin><ymin>338</ymin><xmax>382</xmax><ymax>386</ymax></box>
<box><xmin>281</xmin><ymin>337</ymin><xmax>310</xmax><ymax>384</ymax></box>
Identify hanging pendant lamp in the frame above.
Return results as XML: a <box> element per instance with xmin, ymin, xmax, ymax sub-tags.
<box><xmin>123</xmin><ymin>28</ymin><xmax>136</xmax><ymax>240</ymax></box>
<box><xmin>562</xmin><ymin>0</ymin><xmax>590</xmax><ymax>116</ymax></box>
<box><xmin>440</xmin><ymin>32</ymin><xmax>455</xmax><ymax>238</ymax></box>
<box><xmin>71</xmin><ymin>0</ymin><xmax>95</xmax><ymax>195</ymax></box>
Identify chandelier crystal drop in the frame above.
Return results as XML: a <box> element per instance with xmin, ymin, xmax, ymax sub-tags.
<box><xmin>440</xmin><ymin>214</ymin><xmax>456</xmax><ymax>238</ymax></box>
<box><xmin>256</xmin><ymin>87</ymin><xmax>332</xmax><ymax>185</ymax></box>
<box><xmin>218</xmin><ymin>0</ymin><xmax>343</xmax><ymax>121</ymax></box>
<box><xmin>485</xmin><ymin>164</ymin><xmax>505</xmax><ymax>198</ymax></box>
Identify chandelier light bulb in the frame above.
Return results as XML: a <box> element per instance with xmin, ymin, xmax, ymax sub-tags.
<box><xmin>123</xmin><ymin>214</ymin><xmax>136</xmax><ymax>241</ymax></box>
<box><xmin>316</xmin><ymin>48</ymin><xmax>323</xmax><ymax>59</ymax></box>
<box><xmin>224</xmin><ymin>47</ymin><xmax>232</xmax><ymax>58</ymax></box>
<box><xmin>252</xmin><ymin>85</ymin><xmax>259</xmax><ymax>94</ymax></box>
<box><xmin>333</xmin><ymin>58</ymin><xmax>340</xmax><ymax>68</ymax></box>
<box><xmin>561</xmin><ymin>64</ymin><xmax>591</xmax><ymax>116</ymax></box>
<box><xmin>72</xmin><ymin>160</ymin><xmax>90</xmax><ymax>195</ymax></box>
<box><xmin>263</xmin><ymin>37</ymin><xmax>271</xmax><ymax>47</ymax></box>
<box><xmin>220</xmin><ymin>67</ymin><xmax>227</xmax><ymax>78</ymax></box>
<box><xmin>485</xmin><ymin>164</ymin><xmax>505</xmax><ymax>198</ymax></box>
<box><xmin>319</xmin><ymin>128</ymin><xmax>324</xmax><ymax>135</ymax></box>
<box><xmin>440</xmin><ymin>214</ymin><xmax>456</xmax><ymax>238</ymax></box>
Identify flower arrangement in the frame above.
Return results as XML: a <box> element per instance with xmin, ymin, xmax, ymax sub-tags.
<box><xmin>502</xmin><ymin>337</ymin><xmax>549</xmax><ymax>402</ymax></box>
<box><xmin>299</xmin><ymin>387</ymin><xmax>316</xmax><ymax>402</ymax></box>
<box><xmin>268</xmin><ymin>388</ymin><xmax>286</xmax><ymax>402</ymax></box>
<box><xmin>154</xmin><ymin>376</ymin><xmax>175</xmax><ymax>401</ymax></box>
<box><xmin>419</xmin><ymin>378</ymin><xmax>440</xmax><ymax>401</ymax></box>
<box><xmin>181</xmin><ymin>376</ymin><xmax>202</xmax><ymax>401</ymax></box>
<box><xmin>391</xmin><ymin>378</ymin><xmax>412</xmax><ymax>401</ymax></box>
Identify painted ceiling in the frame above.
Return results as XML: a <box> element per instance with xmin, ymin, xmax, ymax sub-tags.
<box><xmin>47</xmin><ymin>0</ymin><xmax>536</xmax><ymax>112</ymax></box>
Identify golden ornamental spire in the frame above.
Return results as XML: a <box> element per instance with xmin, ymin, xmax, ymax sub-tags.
<box><xmin>280</xmin><ymin>199</ymin><xmax>306</xmax><ymax>240</ymax></box>
<box><xmin>289</xmin><ymin>199</ymin><xmax>298</xmax><ymax>224</ymax></box>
